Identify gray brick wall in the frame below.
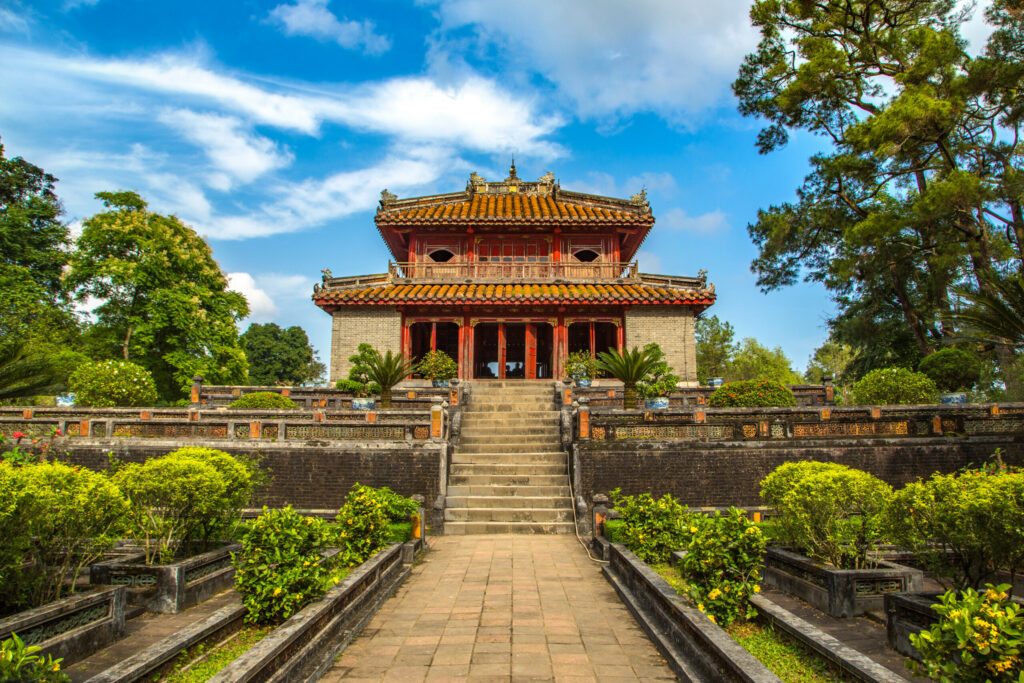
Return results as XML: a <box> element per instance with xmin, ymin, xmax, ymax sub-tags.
<box><xmin>624</xmin><ymin>308</ymin><xmax>698</xmax><ymax>383</ymax></box>
<box><xmin>330</xmin><ymin>307</ymin><xmax>402</xmax><ymax>382</ymax></box>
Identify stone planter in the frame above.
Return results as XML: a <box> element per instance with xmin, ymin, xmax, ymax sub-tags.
<box><xmin>708</xmin><ymin>377</ymin><xmax>724</xmax><ymax>388</ymax></box>
<box><xmin>764</xmin><ymin>547</ymin><xmax>924</xmax><ymax>618</ymax></box>
<box><xmin>886</xmin><ymin>591</ymin><xmax>1024</xmax><ymax>661</ymax></box>
<box><xmin>644</xmin><ymin>397</ymin><xmax>670</xmax><ymax>410</ymax></box>
<box><xmin>90</xmin><ymin>543</ymin><xmax>239</xmax><ymax>614</ymax></box>
<box><xmin>939</xmin><ymin>392</ymin><xmax>968</xmax><ymax>404</ymax></box>
<box><xmin>575</xmin><ymin>378</ymin><xmax>592</xmax><ymax>388</ymax></box>
<box><xmin>350</xmin><ymin>398</ymin><xmax>376</xmax><ymax>410</ymax></box>
<box><xmin>431</xmin><ymin>379</ymin><xmax>450</xmax><ymax>388</ymax></box>
<box><xmin>0</xmin><ymin>586</ymin><xmax>126</xmax><ymax>666</ymax></box>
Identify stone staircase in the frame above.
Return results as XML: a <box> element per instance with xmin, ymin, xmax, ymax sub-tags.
<box><xmin>445</xmin><ymin>382</ymin><xmax>575</xmax><ymax>534</ymax></box>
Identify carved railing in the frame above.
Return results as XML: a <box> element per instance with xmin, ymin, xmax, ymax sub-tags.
<box><xmin>388</xmin><ymin>260</ymin><xmax>640</xmax><ymax>282</ymax></box>
<box><xmin>571</xmin><ymin>383</ymin><xmax>834</xmax><ymax>408</ymax></box>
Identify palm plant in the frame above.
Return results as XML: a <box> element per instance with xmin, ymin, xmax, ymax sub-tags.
<box><xmin>954</xmin><ymin>277</ymin><xmax>1024</xmax><ymax>347</ymax></box>
<box><xmin>0</xmin><ymin>343</ymin><xmax>62</xmax><ymax>402</ymax></box>
<box><xmin>595</xmin><ymin>346</ymin><xmax>661</xmax><ymax>409</ymax></box>
<box><xmin>364</xmin><ymin>349</ymin><xmax>415</xmax><ymax>407</ymax></box>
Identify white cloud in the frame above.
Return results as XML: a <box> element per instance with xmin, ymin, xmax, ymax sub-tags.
<box><xmin>158</xmin><ymin>109</ymin><xmax>293</xmax><ymax>188</ymax></box>
<box><xmin>227</xmin><ymin>272</ymin><xmax>277</xmax><ymax>320</ymax></box>
<box><xmin>63</xmin><ymin>0</ymin><xmax>101</xmax><ymax>9</ymax></box>
<box><xmin>635</xmin><ymin>249</ymin><xmax>662</xmax><ymax>273</ymax></box>
<box><xmin>660</xmin><ymin>208</ymin><xmax>728</xmax><ymax>234</ymax></box>
<box><xmin>568</xmin><ymin>171</ymin><xmax>676</xmax><ymax>198</ymax></box>
<box><xmin>426</xmin><ymin>0</ymin><xmax>759</xmax><ymax>122</ymax></box>
<box><xmin>0</xmin><ymin>7</ymin><xmax>30</xmax><ymax>34</ymax></box>
<box><xmin>268</xmin><ymin>0</ymin><xmax>391</xmax><ymax>55</ymax></box>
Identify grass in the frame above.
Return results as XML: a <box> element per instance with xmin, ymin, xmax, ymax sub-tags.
<box><xmin>157</xmin><ymin>626</ymin><xmax>270</xmax><ymax>683</ymax></box>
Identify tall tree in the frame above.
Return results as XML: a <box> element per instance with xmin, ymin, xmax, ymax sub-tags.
<box><xmin>240</xmin><ymin>323</ymin><xmax>326</xmax><ymax>386</ymax></box>
<box><xmin>68</xmin><ymin>192</ymin><xmax>249</xmax><ymax>399</ymax></box>
<box><xmin>804</xmin><ymin>339</ymin><xmax>855</xmax><ymax>384</ymax></box>
<box><xmin>695</xmin><ymin>315</ymin><xmax>738</xmax><ymax>383</ymax></box>
<box><xmin>726</xmin><ymin>338</ymin><xmax>803</xmax><ymax>384</ymax></box>
<box><xmin>733</xmin><ymin>0</ymin><xmax>1024</xmax><ymax>391</ymax></box>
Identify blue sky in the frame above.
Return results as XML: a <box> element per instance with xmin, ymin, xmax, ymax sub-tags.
<box><xmin>0</xmin><ymin>0</ymin><xmax>995</xmax><ymax>375</ymax></box>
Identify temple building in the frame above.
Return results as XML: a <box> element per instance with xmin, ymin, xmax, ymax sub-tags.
<box><xmin>313</xmin><ymin>166</ymin><xmax>715</xmax><ymax>383</ymax></box>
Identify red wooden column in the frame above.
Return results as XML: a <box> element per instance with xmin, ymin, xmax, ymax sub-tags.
<box><xmin>457</xmin><ymin>320</ymin><xmax>466</xmax><ymax>380</ymax></box>
<box><xmin>616</xmin><ymin>320</ymin><xmax>624</xmax><ymax>350</ymax></box>
<box><xmin>588</xmin><ymin>321</ymin><xmax>596</xmax><ymax>357</ymax></box>
<box><xmin>430</xmin><ymin>322</ymin><xmax>437</xmax><ymax>352</ymax></box>
<box><xmin>554</xmin><ymin>316</ymin><xmax>565</xmax><ymax>379</ymax></box>
<box><xmin>497</xmin><ymin>323</ymin><xmax>506</xmax><ymax>379</ymax></box>
<box><xmin>525</xmin><ymin>324</ymin><xmax>537</xmax><ymax>380</ymax></box>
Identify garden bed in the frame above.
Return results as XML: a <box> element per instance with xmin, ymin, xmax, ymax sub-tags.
<box><xmin>764</xmin><ymin>547</ymin><xmax>923</xmax><ymax>618</ymax></box>
<box><xmin>90</xmin><ymin>543</ymin><xmax>240</xmax><ymax>614</ymax></box>
<box><xmin>0</xmin><ymin>586</ymin><xmax>126</xmax><ymax>667</ymax></box>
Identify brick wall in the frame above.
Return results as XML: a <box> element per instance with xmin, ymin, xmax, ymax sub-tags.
<box><xmin>624</xmin><ymin>307</ymin><xmax>697</xmax><ymax>383</ymax></box>
<box><xmin>575</xmin><ymin>436</ymin><xmax>1024</xmax><ymax>513</ymax></box>
<box><xmin>330</xmin><ymin>306</ymin><xmax>402</xmax><ymax>382</ymax></box>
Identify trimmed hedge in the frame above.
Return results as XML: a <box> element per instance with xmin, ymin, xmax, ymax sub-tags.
<box><xmin>708</xmin><ymin>379</ymin><xmax>796</xmax><ymax>408</ymax></box>
<box><xmin>850</xmin><ymin>367</ymin><xmax>938</xmax><ymax>405</ymax></box>
<box><xmin>68</xmin><ymin>359</ymin><xmax>157</xmax><ymax>407</ymax></box>
<box><xmin>228</xmin><ymin>391</ymin><xmax>298</xmax><ymax>410</ymax></box>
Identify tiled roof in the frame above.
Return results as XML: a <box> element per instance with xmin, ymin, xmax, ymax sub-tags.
<box><xmin>314</xmin><ymin>282</ymin><xmax>714</xmax><ymax>308</ymax></box>
<box><xmin>377</xmin><ymin>194</ymin><xmax>652</xmax><ymax>225</ymax></box>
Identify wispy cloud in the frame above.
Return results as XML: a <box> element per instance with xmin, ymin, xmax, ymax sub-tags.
<box><xmin>0</xmin><ymin>6</ymin><xmax>30</xmax><ymax>34</ymax></box>
<box><xmin>227</xmin><ymin>272</ymin><xmax>277</xmax><ymax>320</ymax></box>
<box><xmin>660</xmin><ymin>208</ymin><xmax>729</xmax><ymax>234</ymax></box>
<box><xmin>268</xmin><ymin>0</ymin><xmax>391</xmax><ymax>55</ymax></box>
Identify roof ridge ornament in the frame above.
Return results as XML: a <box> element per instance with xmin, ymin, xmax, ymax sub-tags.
<box><xmin>506</xmin><ymin>159</ymin><xmax>519</xmax><ymax>182</ymax></box>
<box><xmin>380</xmin><ymin>189</ymin><xmax>397</xmax><ymax>206</ymax></box>
<box><xmin>630</xmin><ymin>188</ymin><xmax>650</xmax><ymax>215</ymax></box>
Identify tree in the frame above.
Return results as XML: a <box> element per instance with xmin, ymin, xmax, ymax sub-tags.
<box><xmin>726</xmin><ymin>338</ymin><xmax>802</xmax><ymax>384</ymax></box>
<box><xmin>240</xmin><ymin>323</ymin><xmax>325</xmax><ymax>386</ymax></box>
<box><xmin>733</xmin><ymin>0</ymin><xmax>1024</xmax><ymax>393</ymax></box>
<box><xmin>805</xmin><ymin>340</ymin><xmax>855</xmax><ymax>384</ymax></box>
<box><xmin>0</xmin><ymin>343</ymin><xmax>63</xmax><ymax>401</ymax></box>
<box><xmin>695</xmin><ymin>315</ymin><xmax>737</xmax><ymax>383</ymax></box>
<box><xmin>68</xmin><ymin>192</ymin><xmax>249</xmax><ymax>400</ymax></box>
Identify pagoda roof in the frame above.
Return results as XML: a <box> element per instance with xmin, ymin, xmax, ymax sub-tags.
<box><xmin>313</xmin><ymin>278</ymin><xmax>714</xmax><ymax>311</ymax></box>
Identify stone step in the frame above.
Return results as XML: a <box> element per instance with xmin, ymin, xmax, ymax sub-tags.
<box><xmin>444</xmin><ymin>507</ymin><xmax>574</xmax><ymax>523</ymax></box>
<box><xmin>448</xmin><ymin>473</ymin><xmax>568</xmax><ymax>486</ymax></box>
<box><xmin>464</xmin><ymin>405</ymin><xmax>558</xmax><ymax>414</ymax></box>
<box><xmin>467</xmin><ymin>397</ymin><xmax>555</xmax><ymax>406</ymax></box>
<box><xmin>459</xmin><ymin>426</ymin><xmax>560</xmax><ymax>437</ymax></box>
<box><xmin>446</xmin><ymin>495</ymin><xmax>571</xmax><ymax>509</ymax></box>
<box><xmin>460</xmin><ymin>417</ymin><xmax>561</xmax><ymax>428</ymax></box>
<box><xmin>446</xmin><ymin>484</ymin><xmax>570</xmax><ymax>496</ymax></box>
<box><xmin>450</xmin><ymin>461</ymin><xmax>566</xmax><ymax>473</ymax></box>
<box><xmin>458</xmin><ymin>436</ymin><xmax>561</xmax><ymax>447</ymax></box>
<box><xmin>452</xmin><ymin>452</ymin><xmax>564</xmax><ymax>465</ymax></box>
<box><xmin>444</xmin><ymin>521</ymin><xmax>576</xmax><ymax>535</ymax></box>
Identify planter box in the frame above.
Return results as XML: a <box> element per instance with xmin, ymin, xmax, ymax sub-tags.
<box><xmin>644</xmin><ymin>397</ymin><xmax>670</xmax><ymax>410</ymax></box>
<box><xmin>90</xmin><ymin>543</ymin><xmax>240</xmax><ymax>614</ymax></box>
<box><xmin>764</xmin><ymin>547</ymin><xmax>923</xmax><ymax>618</ymax></box>
<box><xmin>0</xmin><ymin>587</ymin><xmax>126</xmax><ymax>667</ymax></box>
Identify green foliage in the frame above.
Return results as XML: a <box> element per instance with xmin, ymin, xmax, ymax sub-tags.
<box><xmin>602</xmin><ymin>518</ymin><xmax>626</xmax><ymax>544</ymax></box>
<box><xmin>804</xmin><ymin>339</ymin><xmax>855</xmax><ymax>385</ymax></box>
<box><xmin>707</xmin><ymin>379</ymin><xmax>796</xmax><ymax>408</ymax></box>
<box><xmin>163</xmin><ymin>448</ymin><xmax>260</xmax><ymax>544</ymax></box>
<box><xmin>918</xmin><ymin>347</ymin><xmax>984</xmax><ymax>392</ymax></box>
<box><xmin>0</xmin><ymin>343</ymin><xmax>63</xmax><ymax>402</ymax></box>
<box><xmin>113</xmin><ymin>453</ymin><xmax>229</xmax><ymax>564</ymax></box>
<box><xmin>227</xmin><ymin>391</ymin><xmax>298</xmax><ymax>410</ymax></box>
<box><xmin>334</xmin><ymin>379</ymin><xmax>380</xmax><ymax>397</ymax></box>
<box><xmin>909</xmin><ymin>584</ymin><xmax>1024</xmax><ymax>682</ymax></box>
<box><xmin>681</xmin><ymin>509</ymin><xmax>767</xmax><ymax>627</ymax></box>
<box><xmin>68</xmin><ymin>359</ymin><xmax>157</xmax><ymax>407</ymax></box>
<box><xmin>726</xmin><ymin>338</ymin><xmax>803</xmax><ymax>384</ymax></box>
<box><xmin>240</xmin><ymin>323</ymin><xmax>325</xmax><ymax>386</ymax></box>
<box><xmin>850</xmin><ymin>367</ymin><xmax>939</xmax><ymax>405</ymax></box>
<box><xmin>0</xmin><ymin>462</ymin><xmax>127</xmax><ymax>610</ymax></box>
<box><xmin>335</xmin><ymin>484</ymin><xmax>395</xmax><ymax>566</ymax></box>
<box><xmin>346</xmin><ymin>343</ymin><xmax>379</xmax><ymax>382</ymax></box>
<box><xmin>162</xmin><ymin>625</ymin><xmax>270</xmax><ymax>683</ymax></box>
<box><xmin>886</xmin><ymin>467</ymin><xmax>1024</xmax><ymax>591</ymax></box>
<box><xmin>386</xmin><ymin>522</ymin><xmax>413</xmax><ymax>544</ymax></box>
<box><xmin>233</xmin><ymin>506</ymin><xmax>335</xmax><ymax>625</ymax></box>
<box><xmin>68</xmin><ymin>191</ymin><xmax>249</xmax><ymax>400</ymax></box>
<box><xmin>727</xmin><ymin>621</ymin><xmax>846</xmax><ymax>682</ymax></box>
<box><xmin>0</xmin><ymin>633</ymin><xmax>69</xmax><ymax>682</ymax></box>
<box><xmin>608</xmin><ymin>488</ymin><xmax>691</xmax><ymax>564</ymax></box>
<box><xmin>956</xmin><ymin>276</ymin><xmax>1024</xmax><ymax>351</ymax></box>
<box><xmin>695</xmin><ymin>315</ymin><xmax>737</xmax><ymax>384</ymax></box>
<box><xmin>636</xmin><ymin>343</ymin><xmax>679</xmax><ymax>399</ymax></box>
<box><xmin>415</xmin><ymin>350</ymin><xmax>458</xmax><ymax>381</ymax></box>
<box><xmin>760</xmin><ymin>462</ymin><xmax>893</xmax><ymax>569</ymax></box>
<box><xmin>595</xmin><ymin>346</ymin><xmax>663</xmax><ymax>408</ymax></box>
<box><xmin>564</xmin><ymin>351</ymin><xmax>599</xmax><ymax>381</ymax></box>
<box><xmin>362</xmin><ymin>350</ymin><xmax>414</xmax><ymax>407</ymax></box>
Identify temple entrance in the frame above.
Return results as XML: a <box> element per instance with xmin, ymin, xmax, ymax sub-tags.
<box><xmin>567</xmin><ymin>321</ymin><xmax>619</xmax><ymax>357</ymax></box>
<box><xmin>410</xmin><ymin>322</ymin><xmax>460</xmax><ymax>373</ymax></box>
<box><xmin>473</xmin><ymin>322</ymin><xmax>553</xmax><ymax>379</ymax></box>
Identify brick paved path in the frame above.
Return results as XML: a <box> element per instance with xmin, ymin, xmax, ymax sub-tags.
<box><xmin>322</xmin><ymin>535</ymin><xmax>674</xmax><ymax>682</ymax></box>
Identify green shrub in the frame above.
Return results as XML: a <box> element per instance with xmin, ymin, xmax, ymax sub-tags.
<box><xmin>849</xmin><ymin>367</ymin><xmax>938</xmax><ymax>405</ymax></box>
<box><xmin>760</xmin><ymin>462</ymin><xmax>892</xmax><ymax>569</ymax></box>
<box><xmin>415</xmin><ymin>350</ymin><xmax>458</xmax><ymax>381</ymax></box>
<box><xmin>372</xmin><ymin>486</ymin><xmax>419</xmax><ymax>522</ymax></box>
<box><xmin>564</xmin><ymin>351</ymin><xmax>599</xmax><ymax>381</ymax></box>
<box><xmin>228</xmin><ymin>391</ymin><xmax>297</xmax><ymax>410</ymax></box>
<box><xmin>918</xmin><ymin>348</ymin><xmax>983</xmax><ymax>393</ymax></box>
<box><xmin>759</xmin><ymin>461</ymin><xmax>839</xmax><ymax>546</ymax></box>
<box><xmin>335</xmin><ymin>484</ymin><xmax>392</xmax><ymax>566</ymax></box>
<box><xmin>609</xmin><ymin>488</ymin><xmax>691</xmax><ymax>563</ymax></box>
<box><xmin>707</xmin><ymin>379</ymin><xmax>796</xmax><ymax>407</ymax></box>
<box><xmin>334</xmin><ymin>379</ymin><xmax>381</xmax><ymax>396</ymax></box>
<box><xmin>0</xmin><ymin>633</ymin><xmax>69</xmax><ymax>682</ymax></box>
<box><xmin>681</xmin><ymin>509</ymin><xmax>767</xmax><ymax>627</ymax></box>
<box><xmin>886</xmin><ymin>468</ymin><xmax>1024</xmax><ymax>591</ymax></box>
<box><xmin>603</xmin><ymin>518</ymin><xmax>626</xmax><ymax>543</ymax></box>
<box><xmin>68</xmin><ymin>360</ymin><xmax>157</xmax><ymax>407</ymax></box>
<box><xmin>0</xmin><ymin>465</ymin><xmax>31</xmax><ymax>609</ymax></box>
<box><xmin>386</xmin><ymin>522</ymin><xmax>413</xmax><ymax>543</ymax></box>
<box><xmin>233</xmin><ymin>506</ymin><xmax>336</xmax><ymax>625</ymax></box>
<box><xmin>636</xmin><ymin>343</ymin><xmax>680</xmax><ymax>399</ymax></box>
<box><xmin>163</xmin><ymin>448</ymin><xmax>261</xmax><ymax>543</ymax></box>
<box><xmin>909</xmin><ymin>584</ymin><xmax>1023</xmax><ymax>682</ymax></box>
<box><xmin>113</xmin><ymin>454</ymin><xmax>229</xmax><ymax>564</ymax></box>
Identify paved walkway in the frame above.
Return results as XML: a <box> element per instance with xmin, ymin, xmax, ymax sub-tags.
<box><xmin>322</xmin><ymin>535</ymin><xmax>674</xmax><ymax>682</ymax></box>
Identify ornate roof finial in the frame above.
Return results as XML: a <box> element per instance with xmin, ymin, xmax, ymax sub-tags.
<box><xmin>380</xmin><ymin>189</ymin><xmax>397</xmax><ymax>205</ymax></box>
<box><xmin>508</xmin><ymin>158</ymin><xmax>518</xmax><ymax>180</ymax></box>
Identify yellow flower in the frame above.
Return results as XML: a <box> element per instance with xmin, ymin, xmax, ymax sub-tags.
<box><xmin>707</xmin><ymin>588</ymin><xmax>722</xmax><ymax>601</ymax></box>
<box><xmin>707</xmin><ymin>614</ymin><xmax>716</xmax><ymax>624</ymax></box>
<box><xmin>689</xmin><ymin>526</ymin><xmax>698</xmax><ymax>534</ymax></box>
<box><xmin>697</xmin><ymin>603</ymin><xmax>704</xmax><ymax>612</ymax></box>
<box><xmin>51</xmin><ymin>663</ymin><xmax>60</xmax><ymax>672</ymax></box>
<box><xmin>273</xmin><ymin>587</ymin><xmax>282</xmax><ymax>597</ymax></box>
<box><xmin>753</xmin><ymin>585</ymin><xmax>761</xmax><ymax>594</ymax></box>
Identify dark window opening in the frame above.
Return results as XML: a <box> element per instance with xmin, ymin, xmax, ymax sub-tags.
<box><xmin>573</xmin><ymin>249</ymin><xmax>600</xmax><ymax>262</ymax></box>
<box><xmin>428</xmin><ymin>249</ymin><xmax>455</xmax><ymax>262</ymax></box>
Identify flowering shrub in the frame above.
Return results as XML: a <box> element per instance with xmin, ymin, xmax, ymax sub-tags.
<box><xmin>0</xmin><ymin>427</ymin><xmax>62</xmax><ymax>466</ymax></box>
<box><xmin>564</xmin><ymin>351</ymin><xmax>599</xmax><ymax>381</ymax></box>
<box><xmin>681</xmin><ymin>509</ymin><xmax>767</xmax><ymax>627</ymax></box>
<box><xmin>227</xmin><ymin>391</ymin><xmax>297</xmax><ymax>410</ymax></box>
<box><xmin>0</xmin><ymin>633</ymin><xmax>69</xmax><ymax>682</ymax></box>
<box><xmin>761</xmin><ymin>462</ymin><xmax>892</xmax><ymax>569</ymax></box>
<box><xmin>909</xmin><ymin>584</ymin><xmax>1023</xmax><ymax>682</ymax></box>
<box><xmin>415</xmin><ymin>350</ymin><xmax>458</xmax><ymax>381</ymax></box>
<box><xmin>849</xmin><ymin>367</ymin><xmax>938</xmax><ymax>405</ymax></box>
<box><xmin>163</xmin><ymin>448</ymin><xmax>261</xmax><ymax>543</ymax></box>
<box><xmin>886</xmin><ymin>467</ymin><xmax>1024</xmax><ymax>590</ymax></box>
<box><xmin>336</xmin><ymin>484</ymin><xmax>395</xmax><ymax>566</ymax></box>
<box><xmin>609</xmin><ymin>488</ymin><xmax>691</xmax><ymax>563</ymax></box>
<box><xmin>233</xmin><ymin>506</ymin><xmax>337</xmax><ymax>625</ymax></box>
<box><xmin>68</xmin><ymin>359</ymin><xmax>157</xmax><ymax>407</ymax></box>
<box><xmin>707</xmin><ymin>379</ymin><xmax>796</xmax><ymax>407</ymax></box>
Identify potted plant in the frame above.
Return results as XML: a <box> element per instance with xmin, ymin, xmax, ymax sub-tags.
<box><xmin>595</xmin><ymin>346</ymin><xmax>662</xmax><ymax>409</ymax></box>
<box><xmin>415</xmin><ymin>350</ymin><xmax>458</xmax><ymax>387</ymax></box>
<box><xmin>564</xmin><ymin>351</ymin><xmax>598</xmax><ymax>387</ymax></box>
<box><xmin>917</xmin><ymin>347</ymin><xmax>982</xmax><ymax>405</ymax></box>
<box><xmin>364</xmin><ymin>349</ymin><xmax>415</xmax><ymax>408</ymax></box>
<box><xmin>335</xmin><ymin>377</ymin><xmax>381</xmax><ymax>410</ymax></box>
<box><xmin>636</xmin><ymin>343</ymin><xmax>678</xmax><ymax>410</ymax></box>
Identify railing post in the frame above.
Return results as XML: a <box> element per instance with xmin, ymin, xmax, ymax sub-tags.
<box><xmin>592</xmin><ymin>493</ymin><xmax>610</xmax><ymax>539</ymax></box>
<box><xmin>190</xmin><ymin>375</ymin><xmax>204</xmax><ymax>407</ymax></box>
<box><xmin>449</xmin><ymin>378</ymin><xmax>460</xmax><ymax>407</ymax></box>
<box><xmin>578</xmin><ymin>397</ymin><xmax>590</xmax><ymax>440</ymax></box>
<box><xmin>562</xmin><ymin>379</ymin><xmax>573</xmax><ymax>406</ymax></box>
<box><xmin>430</xmin><ymin>397</ymin><xmax>443</xmax><ymax>440</ymax></box>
